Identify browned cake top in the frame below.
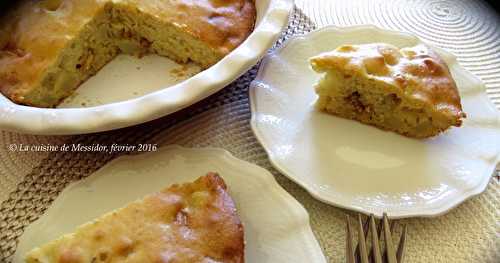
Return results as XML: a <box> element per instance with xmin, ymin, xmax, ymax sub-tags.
<box><xmin>25</xmin><ymin>173</ymin><xmax>245</xmax><ymax>263</ymax></box>
<box><xmin>0</xmin><ymin>0</ymin><xmax>255</xmax><ymax>103</ymax></box>
<box><xmin>310</xmin><ymin>43</ymin><xmax>466</xmax><ymax>121</ymax></box>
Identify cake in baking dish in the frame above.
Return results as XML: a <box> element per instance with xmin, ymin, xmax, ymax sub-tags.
<box><xmin>310</xmin><ymin>43</ymin><xmax>466</xmax><ymax>138</ymax></box>
<box><xmin>0</xmin><ymin>0</ymin><xmax>256</xmax><ymax>108</ymax></box>
<box><xmin>25</xmin><ymin>173</ymin><xmax>245</xmax><ymax>263</ymax></box>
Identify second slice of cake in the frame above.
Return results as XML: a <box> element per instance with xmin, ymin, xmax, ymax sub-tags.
<box><xmin>310</xmin><ymin>43</ymin><xmax>466</xmax><ymax>138</ymax></box>
<box><xmin>25</xmin><ymin>173</ymin><xmax>244</xmax><ymax>263</ymax></box>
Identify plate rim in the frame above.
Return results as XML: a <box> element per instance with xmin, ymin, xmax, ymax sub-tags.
<box><xmin>0</xmin><ymin>0</ymin><xmax>295</xmax><ymax>135</ymax></box>
<box><xmin>14</xmin><ymin>145</ymin><xmax>327</xmax><ymax>263</ymax></box>
<box><xmin>249</xmin><ymin>24</ymin><xmax>500</xmax><ymax>218</ymax></box>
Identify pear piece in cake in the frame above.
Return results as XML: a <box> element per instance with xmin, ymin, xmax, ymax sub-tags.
<box><xmin>310</xmin><ymin>43</ymin><xmax>466</xmax><ymax>138</ymax></box>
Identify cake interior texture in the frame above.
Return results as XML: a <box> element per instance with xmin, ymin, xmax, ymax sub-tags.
<box><xmin>311</xmin><ymin>43</ymin><xmax>466</xmax><ymax>138</ymax></box>
<box><xmin>25</xmin><ymin>173</ymin><xmax>244</xmax><ymax>263</ymax></box>
<box><xmin>0</xmin><ymin>0</ymin><xmax>255</xmax><ymax>107</ymax></box>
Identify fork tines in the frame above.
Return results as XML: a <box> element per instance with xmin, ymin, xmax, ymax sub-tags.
<box><xmin>346</xmin><ymin>213</ymin><xmax>407</xmax><ymax>263</ymax></box>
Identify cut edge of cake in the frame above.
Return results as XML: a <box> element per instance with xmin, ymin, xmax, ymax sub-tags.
<box><xmin>19</xmin><ymin>2</ymin><xmax>229</xmax><ymax>108</ymax></box>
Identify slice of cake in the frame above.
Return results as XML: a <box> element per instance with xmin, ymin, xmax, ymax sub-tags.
<box><xmin>0</xmin><ymin>0</ymin><xmax>255</xmax><ymax>107</ymax></box>
<box><xmin>25</xmin><ymin>173</ymin><xmax>245</xmax><ymax>263</ymax></box>
<box><xmin>310</xmin><ymin>43</ymin><xmax>466</xmax><ymax>138</ymax></box>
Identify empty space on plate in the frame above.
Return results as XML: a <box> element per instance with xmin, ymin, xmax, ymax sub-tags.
<box><xmin>58</xmin><ymin>54</ymin><xmax>201</xmax><ymax>108</ymax></box>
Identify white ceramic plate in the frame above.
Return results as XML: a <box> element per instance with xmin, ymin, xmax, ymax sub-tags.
<box><xmin>0</xmin><ymin>0</ymin><xmax>294</xmax><ymax>135</ymax></box>
<box><xmin>249</xmin><ymin>25</ymin><xmax>500</xmax><ymax>218</ymax></box>
<box><xmin>14</xmin><ymin>146</ymin><xmax>326</xmax><ymax>263</ymax></box>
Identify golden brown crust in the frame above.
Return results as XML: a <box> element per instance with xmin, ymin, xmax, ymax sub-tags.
<box><xmin>310</xmin><ymin>43</ymin><xmax>466</xmax><ymax>126</ymax></box>
<box><xmin>118</xmin><ymin>0</ymin><xmax>256</xmax><ymax>54</ymax></box>
<box><xmin>25</xmin><ymin>173</ymin><xmax>245</xmax><ymax>263</ymax></box>
<box><xmin>0</xmin><ymin>0</ymin><xmax>256</xmax><ymax>107</ymax></box>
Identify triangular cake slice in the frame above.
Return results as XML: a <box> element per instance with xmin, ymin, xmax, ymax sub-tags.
<box><xmin>25</xmin><ymin>173</ymin><xmax>244</xmax><ymax>263</ymax></box>
<box><xmin>310</xmin><ymin>43</ymin><xmax>466</xmax><ymax>138</ymax></box>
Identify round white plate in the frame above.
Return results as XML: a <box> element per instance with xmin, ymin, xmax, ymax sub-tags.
<box><xmin>249</xmin><ymin>25</ymin><xmax>500</xmax><ymax>218</ymax></box>
<box><xmin>14</xmin><ymin>146</ymin><xmax>326</xmax><ymax>263</ymax></box>
<box><xmin>0</xmin><ymin>0</ymin><xmax>294</xmax><ymax>135</ymax></box>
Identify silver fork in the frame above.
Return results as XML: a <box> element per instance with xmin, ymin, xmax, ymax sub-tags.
<box><xmin>346</xmin><ymin>213</ymin><xmax>407</xmax><ymax>263</ymax></box>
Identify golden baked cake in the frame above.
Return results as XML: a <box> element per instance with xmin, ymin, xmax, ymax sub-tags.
<box><xmin>0</xmin><ymin>0</ymin><xmax>255</xmax><ymax>108</ymax></box>
<box><xmin>25</xmin><ymin>173</ymin><xmax>245</xmax><ymax>263</ymax></box>
<box><xmin>310</xmin><ymin>43</ymin><xmax>466</xmax><ymax>138</ymax></box>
